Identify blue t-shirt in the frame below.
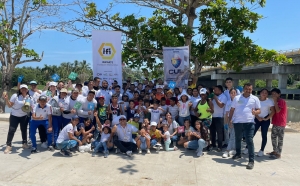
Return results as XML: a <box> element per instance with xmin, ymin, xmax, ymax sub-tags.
<box><xmin>126</xmin><ymin>108</ymin><xmax>136</xmax><ymax>121</ymax></box>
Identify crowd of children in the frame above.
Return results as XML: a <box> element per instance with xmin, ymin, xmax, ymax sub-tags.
<box><xmin>2</xmin><ymin>76</ymin><xmax>287</xmax><ymax>170</ymax></box>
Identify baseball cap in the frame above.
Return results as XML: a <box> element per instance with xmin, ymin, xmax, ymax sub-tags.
<box><xmin>60</xmin><ymin>88</ymin><xmax>68</xmax><ymax>93</ymax></box>
<box><xmin>20</xmin><ymin>84</ymin><xmax>28</xmax><ymax>89</ymax></box>
<box><xmin>39</xmin><ymin>95</ymin><xmax>47</xmax><ymax>101</ymax></box>
<box><xmin>30</xmin><ymin>81</ymin><xmax>37</xmax><ymax>85</ymax></box>
<box><xmin>156</xmin><ymin>85</ymin><xmax>164</xmax><ymax>89</ymax></box>
<box><xmin>71</xmin><ymin>115</ymin><xmax>79</xmax><ymax>120</ymax></box>
<box><xmin>98</xmin><ymin>95</ymin><xmax>105</xmax><ymax>99</ymax></box>
<box><xmin>134</xmin><ymin>113</ymin><xmax>140</xmax><ymax>118</ymax></box>
<box><xmin>199</xmin><ymin>88</ymin><xmax>207</xmax><ymax>95</ymax></box>
<box><xmin>72</xmin><ymin>88</ymin><xmax>79</xmax><ymax>93</ymax></box>
<box><xmin>119</xmin><ymin>115</ymin><xmax>127</xmax><ymax>120</ymax></box>
<box><xmin>49</xmin><ymin>82</ymin><xmax>57</xmax><ymax>87</ymax></box>
<box><xmin>150</xmin><ymin>121</ymin><xmax>157</xmax><ymax>127</ymax></box>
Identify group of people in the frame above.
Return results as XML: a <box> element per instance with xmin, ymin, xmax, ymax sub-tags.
<box><xmin>2</xmin><ymin>75</ymin><xmax>287</xmax><ymax>170</ymax></box>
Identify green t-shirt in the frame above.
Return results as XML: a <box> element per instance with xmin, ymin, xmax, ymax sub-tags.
<box><xmin>97</xmin><ymin>104</ymin><xmax>108</xmax><ymax>121</ymax></box>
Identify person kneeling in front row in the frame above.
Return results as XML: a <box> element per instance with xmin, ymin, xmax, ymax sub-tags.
<box><xmin>56</xmin><ymin>115</ymin><xmax>83</xmax><ymax>156</ymax></box>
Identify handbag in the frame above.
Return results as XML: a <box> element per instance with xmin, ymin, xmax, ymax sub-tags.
<box><xmin>177</xmin><ymin>126</ymin><xmax>185</xmax><ymax>134</ymax></box>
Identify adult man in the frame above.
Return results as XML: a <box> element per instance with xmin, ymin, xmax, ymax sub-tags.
<box><xmin>112</xmin><ymin>115</ymin><xmax>138</xmax><ymax>157</ymax></box>
<box><xmin>228</xmin><ymin>83</ymin><xmax>261</xmax><ymax>170</ymax></box>
<box><xmin>78</xmin><ymin>90</ymin><xmax>97</xmax><ymax>122</ymax></box>
<box><xmin>93</xmin><ymin>77</ymin><xmax>101</xmax><ymax>91</ymax></box>
<box><xmin>96</xmin><ymin>80</ymin><xmax>113</xmax><ymax>105</ymax></box>
<box><xmin>113</xmin><ymin>85</ymin><xmax>123</xmax><ymax>102</ymax></box>
<box><xmin>82</xmin><ymin>80</ymin><xmax>95</xmax><ymax>97</ymax></box>
<box><xmin>56</xmin><ymin>115</ymin><xmax>83</xmax><ymax>156</ymax></box>
<box><xmin>211</xmin><ymin>85</ymin><xmax>227</xmax><ymax>151</ymax></box>
<box><xmin>124</xmin><ymin>83</ymin><xmax>136</xmax><ymax>100</ymax></box>
<box><xmin>188</xmin><ymin>74</ymin><xmax>197</xmax><ymax>89</ymax></box>
<box><xmin>224</xmin><ymin>77</ymin><xmax>241</xmax><ymax>100</ymax></box>
<box><xmin>61</xmin><ymin>89</ymin><xmax>80</xmax><ymax>127</ymax></box>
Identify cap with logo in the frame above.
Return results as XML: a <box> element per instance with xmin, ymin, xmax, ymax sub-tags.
<box><xmin>199</xmin><ymin>88</ymin><xmax>207</xmax><ymax>95</ymax></box>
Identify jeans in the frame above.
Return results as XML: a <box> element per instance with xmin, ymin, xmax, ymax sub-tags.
<box><xmin>56</xmin><ymin>140</ymin><xmax>78</xmax><ymax>151</ymax></box>
<box><xmin>210</xmin><ymin>117</ymin><xmax>224</xmax><ymax>148</ymax></box>
<box><xmin>114</xmin><ymin>140</ymin><xmax>137</xmax><ymax>153</ymax></box>
<box><xmin>178</xmin><ymin>115</ymin><xmax>191</xmax><ymax>126</ymax></box>
<box><xmin>234</xmin><ymin>123</ymin><xmax>255</xmax><ymax>162</ymax></box>
<box><xmin>227</xmin><ymin>127</ymin><xmax>235</xmax><ymax>151</ymax></box>
<box><xmin>6</xmin><ymin>115</ymin><xmax>28</xmax><ymax>146</ymax></box>
<box><xmin>150</xmin><ymin>139</ymin><xmax>158</xmax><ymax>147</ymax></box>
<box><xmin>52</xmin><ymin>115</ymin><xmax>63</xmax><ymax>146</ymax></box>
<box><xmin>94</xmin><ymin>141</ymin><xmax>108</xmax><ymax>152</ymax></box>
<box><xmin>253</xmin><ymin>118</ymin><xmax>270</xmax><ymax>151</ymax></box>
<box><xmin>28</xmin><ymin>112</ymin><xmax>47</xmax><ymax>143</ymax></box>
<box><xmin>62</xmin><ymin>117</ymin><xmax>71</xmax><ymax>129</ymax></box>
<box><xmin>187</xmin><ymin>139</ymin><xmax>207</xmax><ymax>153</ymax></box>
<box><xmin>30</xmin><ymin>120</ymin><xmax>53</xmax><ymax>148</ymax></box>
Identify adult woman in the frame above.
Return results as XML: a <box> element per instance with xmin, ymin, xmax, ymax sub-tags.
<box><xmin>3</xmin><ymin>84</ymin><xmax>33</xmax><ymax>154</ymax></box>
<box><xmin>194</xmin><ymin>88</ymin><xmax>214</xmax><ymax>128</ymax></box>
<box><xmin>177</xmin><ymin>119</ymin><xmax>195</xmax><ymax>146</ymax></box>
<box><xmin>159</xmin><ymin>112</ymin><xmax>178</xmax><ymax>146</ymax></box>
<box><xmin>42</xmin><ymin>82</ymin><xmax>58</xmax><ymax>99</ymax></box>
<box><xmin>243</xmin><ymin>88</ymin><xmax>275</xmax><ymax>156</ymax></box>
<box><xmin>184</xmin><ymin>120</ymin><xmax>209</xmax><ymax>157</ymax></box>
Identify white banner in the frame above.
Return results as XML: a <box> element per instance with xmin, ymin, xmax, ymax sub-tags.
<box><xmin>163</xmin><ymin>46</ymin><xmax>190</xmax><ymax>89</ymax></box>
<box><xmin>92</xmin><ymin>30</ymin><xmax>122</xmax><ymax>86</ymax></box>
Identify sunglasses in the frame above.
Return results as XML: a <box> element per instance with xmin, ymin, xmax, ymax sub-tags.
<box><xmin>119</xmin><ymin>118</ymin><xmax>126</xmax><ymax>121</ymax></box>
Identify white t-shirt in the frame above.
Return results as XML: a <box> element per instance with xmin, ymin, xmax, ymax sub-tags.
<box><xmin>100</xmin><ymin>133</ymin><xmax>111</xmax><ymax>142</ymax></box>
<box><xmin>178</xmin><ymin>101</ymin><xmax>191</xmax><ymax>117</ymax></box>
<box><xmin>167</xmin><ymin>105</ymin><xmax>179</xmax><ymax>120</ymax></box>
<box><xmin>164</xmin><ymin>131</ymin><xmax>171</xmax><ymax>141</ymax></box>
<box><xmin>62</xmin><ymin>97</ymin><xmax>78</xmax><ymax>119</ymax></box>
<box><xmin>148</xmin><ymin>108</ymin><xmax>163</xmax><ymax>124</ymax></box>
<box><xmin>32</xmin><ymin>103</ymin><xmax>52</xmax><ymax>120</ymax></box>
<box><xmin>77</xmin><ymin>97</ymin><xmax>97</xmax><ymax>119</ymax></box>
<box><xmin>190</xmin><ymin>96</ymin><xmax>201</xmax><ymax>116</ymax></box>
<box><xmin>116</xmin><ymin>124</ymin><xmax>138</xmax><ymax>142</ymax></box>
<box><xmin>258</xmin><ymin>99</ymin><xmax>274</xmax><ymax>118</ymax></box>
<box><xmin>10</xmin><ymin>94</ymin><xmax>34</xmax><ymax>117</ymax></box>
<box><xmin>56</xmin><ymin>124</ymin><xmax>77</xmax><ymax>143</ymax></box>
<box><xmin>224</xmin><ymin>89</ymin><xmax>241</xmax><ymax>101</ymax></box>
<box><xmin>231</xmin><ymin>94</ymin><xmax>261</xmax><ymax>123</ymax></box>
<box><xmin>163</xmin><ymin>120</ymin><xmax>178</xmax><ymax>134</ymax></box>
<box><xmin>212</xmin><ymin>93</ymin><xmax>227</xmax><ymax>117</ymax></box>
<box><xmin>225</xmin><ymin>99</ymin><xmax>233</xmax><ymax>116</ymax></box>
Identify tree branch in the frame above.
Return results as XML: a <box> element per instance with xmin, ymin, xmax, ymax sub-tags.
<box><xmin>18</xmin><ymin>51</ymin><xmax>44</xmax><ymax>65</ymax></box>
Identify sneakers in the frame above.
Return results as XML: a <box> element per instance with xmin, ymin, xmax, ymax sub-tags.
<box><xmin>229</xmin><ymin>150</ymin><xmax>236</xmax><ymax>155</ymax></box>
<box><xmin>31</xmin><ymin>148</ymin><xmax>38</xmax><ymax>154</ymax></box>
<box><xmin>48</xmin><ymin>146</ymin><xmax>55</xmax><ymax>152</ymax></box>
<box><xmin>243</xmin><ymin>148</ymin><xmax>248</xmax><ymax>154</ymax></box>
<box><xmin>126</xmin><ymin>151</ymin><xmax>132</xmax><ymax>157</ymax></box>
<box><xmin>216</xmin><ymin>148</ymin><xmax>222</xmax><ymax>152</ymax></box>
<box><xmin>232</xmin><ymin>154</ymin><xmax>241</xmax><ymax>160</ymax></box>
<box><xmin>257</xmin><ymin>150</ymin><xmax>264</xmax><ymax>157</ymax></box>
<box><xmin>147</xmin><ymin>149</ymin><xmax>151</xmax><ymax>154</ymax></box>
<box><xmin>174</xmin><ymin>146</ymin><xmax>178</xmax><ymax>151</ymax></box>
<box><xmin>22</xmin><ymin>143</ymin><xmax>30</xmax><ymax>149</ymax></box>
<box><xmin>266</xmin><ymin>151</ymin><xmax>276</xmax><ymax>155</ymax></box>
<box><xmin>138</xmin><ymin>149</ymin><xmax>142</xmax><ymax>154</ymax></box>
<box><xmin>269</xmin><ymin>153</ymin><xmax>281</xmax><ymax>159</ymax></box>
<box><xmin>222</xmin><ymin>151</ymin><xmax>229</xmax><ymax>158</ymax></box>
<box><xmin>92</xmin><ymin>152</ymin><xmax>96</xmax><ymax>157</ymax></box>
<box><xmin>60</xmin><ymin>149</ymin><xmax>72</xmax><ymax>156</ymax></box>
<box><xmin>78</xmin><ymin>146</ymin><xmax>85</xmax><ymax>153</ymax></box>
<box><xmin>41</xmin><ymin>142</ymin><xmax>48</xmax><ymax>149</ymax></box>
<box><xmin>27</xmin><ymin>139</ymin><xmax>32</xmax><ymax>145</ymax></box>
<box><xmin>196</xmin><ymin>151</ymin><xmax>204</xmax><ymax>157</ymax></box>
<box><xmin>246</xmin><ymin>162</ymin><xmax>254</xmax><ymax>170</ymax></box>
<box><xmin>104</xmin><ymin>150</ymin><xmax>109</xmax><ymax>158</ymax></box>
<box><xmin>4</xmin><ymin>146</ymin><xmax>12</xmax><ymax>154</ymax></box>
<box><xmin>115</xmin><ymin>148</ymin><xmax>120</xmax><ymax>154</ymax></box>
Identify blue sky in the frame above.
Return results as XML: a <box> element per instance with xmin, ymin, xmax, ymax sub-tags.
<box><xmin>22</xmin><ymin>0</ymin><xmax>300</xmax><ymax>68</ymax></box>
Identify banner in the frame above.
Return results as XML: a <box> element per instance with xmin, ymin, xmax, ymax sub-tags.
<box><xmin>163</xmin><ymin>46</ymin><xmax>190</xmax><ymax>89</ymax></box>
<box><xmin>92</xmin><ymin>31</ymin><xmax>122</xmax><ymax>86</ymax></box>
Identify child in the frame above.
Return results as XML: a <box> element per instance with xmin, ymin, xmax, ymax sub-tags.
<box><xmin>135</xmin><ymin>98</ymin><xmax>146</xmax><ymax>123</ymax></box>
<box><xmin>125</xmin><ymin>100</ymin><xmax>136</xmax><ymax>121</ymax></box>
<box><xmin>177</xmin><ymin>92</ymin><xmax>193</xmax><ymax>126</ymax></box>
<box><xmin>143</xmin><ymin>99</ymin><xmax>151</xmax><ymax>121</ymax></box>
<box><xmin>76</xmin><ymin>118</ymin><xmax>95</xmax><ymax>145</ymax></box>
<box><xmin>147</xmin><ymin>100</ymin><xmax>164</xmax><ymax>125</ymax></box>
<box><xmin>149</xmin><ymin>122</ymin><xmax>162</xmax><ymax>152</ymax></box>
<box><xmin>120</xmin><ymin>94</ymin><xmax>129</xmax><ymax>116</ymax></box>
<box><xmin>160</xmin><ymin>124</ymin><xmax>178</xmax><ymax>151</ymax></box>
<box><xmin>31</xmin><ymin>95</ymin><xmax>53</xmax><ymax>153</ymax></box>
<box><xmin>222</xmin><ymin>88</ymin><xmax>237</xmax><ymax>158</ymax></box>
<box><xmin>178</xmin><ymin>119</ymin><xmax>195</xmax><ymax>146</ymax></box>
<box><xmin>92</xmin><ymin>126</ymin><xmax>112</xmax><ymax>158</ymax></box>
<box><xmin>96</xmin><ymin>96</ymin><xmax>108</xmax><ymax>124</ymax></box>
<box><xmin>136</xmin><ymin>128</ymin><xmax>151</xmax><ymax>154</ymax></box>
<box><xmin>128</xmin><ymin>113</ymin><xmax>140</xmax><ymax>139</ymax></box>
<box><xmin>160</xmin><ymin>97</ymin><xmax>168</xmax><ymax>120</ymax></box>
<box><xmin>108</xmin><ymin>94</ymin><xmax>124</xmax><ymax>121</ymax></box>
<box><xmin>167</xmin><ymin>97</ymin><xmax>179</xmax><ymax>121</ymax></box>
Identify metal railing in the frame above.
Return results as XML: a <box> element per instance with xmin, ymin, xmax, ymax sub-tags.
<box><xmin>278</xmin><ymin>48</ymin><xmax>300</xmax><ymax>57</ymax></box>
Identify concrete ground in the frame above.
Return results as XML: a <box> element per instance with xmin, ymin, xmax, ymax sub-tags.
<box><xmin>0</xmin><ymin>120</ymin><xmax>300</xmax><ymax>186</ymax></box>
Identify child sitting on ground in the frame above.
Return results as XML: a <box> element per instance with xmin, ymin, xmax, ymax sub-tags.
<box><xmin>160</xmin><ymin>124</ymin><xmax>178</xmax><ymax>151</ymax></box>
<box><xmin>92</xmin><ymin>126</ymin><xmax>112</xmax><ymax>158</ymax></box>
<box><xmin>149</xmin><ymin>121</ymin><xmax>162</xmax><ymax>152</ymax></box>
<box><xmin>136</xmin><ymin>128</ymin><xmax>151</xmax><ymax>154</ymax></box>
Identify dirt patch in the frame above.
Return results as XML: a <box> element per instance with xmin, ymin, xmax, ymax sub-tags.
<box><xmin>287</xmin><ymin>122</ymin><xmax>300</xmax><ymax>132</ymax></box>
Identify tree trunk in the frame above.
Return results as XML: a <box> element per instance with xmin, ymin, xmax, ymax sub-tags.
<box><xmin>0</xmin><ymin>63</ymin><xmax>15</xmax><ymax>113</ymax></box>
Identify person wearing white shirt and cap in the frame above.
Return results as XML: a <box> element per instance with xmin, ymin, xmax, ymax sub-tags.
<box><xmin>111</xmin><ymin>115</ymin><xmax>138</xmax><ymax>157</ymax></box>
<box><xmin>3</xmin><ymin>84</ymin><xmax>34</xmax><ymax>154</ymax></box>
<box><xmin>78</xmin><ymin>90</ymin><xmax>97</xmax><ymax>123</ymax></box>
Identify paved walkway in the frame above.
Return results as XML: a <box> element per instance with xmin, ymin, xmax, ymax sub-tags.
<box><xmin>0</xmin><ymin>120</ymin><xmax>300</xmax><ymax>186</ymax></box>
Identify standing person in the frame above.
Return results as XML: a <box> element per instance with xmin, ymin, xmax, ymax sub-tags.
<box><xmin>112</xmin><ymin>115</ymin><xmax>138</xmax><ymax>157</ymax></box>
<box><xmin>167</xmin><ymin>97</ymin><xmax>179</xmax><ymax>121</ymax></box>
<box><xmin>30</xmin><ymin>95</ymin><xmax>53</xmax><ymax>153</ymax></box>
<box><xmin>177</xmin><ymin>91</ymin><xmax>193</xmax><ymax>126</ymax></box>
<box><xmin>243</xmin><ymin>88</ymin><xmax>275</xmax><ymax>156</ymax></box>
<box><xmin>224</xmin><ymin>77</ymin><xmax>241</xmax><ymax>101</ymax></box>
<box><xmin>190</xmin><ymin>88</ymin><xmax>201</xmax><ymax>126</ymax></box>
<box><xmin>82</xmin><ymin>80</ymin><xmax>95</xmax><ymax>97</ymax></box>
<box><xmin>56</xmin><ymin>115</ymin><xmax>82</xmax><ymax>156</ymax></box>
<box><xmin>93</xmin><ymin>77</ymin><xmax>101</xmax><ymax>91</ymax></box>
<box><xmin>61</xmin><ymin>89</ymin><xmax>80</xmax><ymax>128</ymax></box>
<box><xmin>195</xmin><ymin>88</ymin><xmax>214</xmax><ymax>128</ymax></box>
<box><xmin>107</xmin><ymin>94</ymin><xmax>124</xmax><ymax>121</ymax></box>
<box><xmin>78</xmin><ymin>90</ymin><xmax>97</xmax><ymax>123</ymax></box>
<box><xmin>96</xmin><ymin>80</ymin><xmax>113</xmax><ymax>105</ymax></box>
<box><xmin>3</xmin><ymin>85</ymin><xmax>33</xmax><ymax>154</ymax></box>
<box><xmin>228</xmin><ymin>83</ymin><xmax>261</xmax><ymax>170</ymax></box>
<box><xmin>147</xmin><ymin>100</ymin><xmax>165</xmax><ymax>125</ymax></box>
<box><xmin>268</xmin><ymin>88</ymin><xmax>287</xmax><ymax>159</ymax></box>
<box><xmin>211</xmin><ymin>85</ymin><xmax>227</xmax><ymax>151</ymax></box>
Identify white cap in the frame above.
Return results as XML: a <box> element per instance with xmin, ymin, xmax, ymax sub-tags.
<box><xmin>156</xmin><ymin>85</ymin><xmax>164</xmax><ymax>89</ymax></box>
<box><xmin>119</xmin><ymin>115</ymin><xmax>127</xmax><ymax>120</ymax></box>
<box><xmin>49</xmin><ymin>82</ymin><xmax>57</xmax><ymax>87</ymax></box>
<box><xmin>199</xmin><ymin>88</ymin><xmax>207</xmax><ymax>95</ymax></box>
<box><xmin>150</xmin><ymin>121</ymin><xmax>157</xmax><ymax>127</ymax></box>
<box><xmin>20</xmin><ymin>84</ymin><xmax>28</xmax><ymax>89</ymax></box>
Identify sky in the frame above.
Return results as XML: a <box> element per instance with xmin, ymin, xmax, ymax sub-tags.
<box><xmin>21</xmin><ymin>0</ymin><xmax>300</xmax><ymax>68</ymax></box>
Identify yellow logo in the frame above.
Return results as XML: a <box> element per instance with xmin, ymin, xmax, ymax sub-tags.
<box><xmin>98</xmin><ymin>43</ymin><xmax>116</xmax><ymax>60</ymax></box>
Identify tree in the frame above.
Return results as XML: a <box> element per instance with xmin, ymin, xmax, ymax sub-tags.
<box><xmin>0</xmin><ymin>0</ymin><xmax>71</xmax><ymax>111</ymax></box>
<box><xmin>57</xmin><ymin>0</ymin><xmax>291</xmax><ymax>77</ymax></box>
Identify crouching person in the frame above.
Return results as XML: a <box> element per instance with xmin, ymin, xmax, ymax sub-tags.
<box><xmin>112</xmin><ymin>115</ymin><xmax>138</xmax><ymax>157</ymax></box>
<box><xmin>136</xmin><ymin>128</ymin><xmax>151</xmax><ymax>154</ymax></box>
<box><xmin>56</xmin><ymin>115</ymin><xmax>83</xmax><ymax>156</ymax></box>
<box><xmin>30</xmin><ymin>95</ymin><xmax>53</xmax><ymax>153</ymax></box>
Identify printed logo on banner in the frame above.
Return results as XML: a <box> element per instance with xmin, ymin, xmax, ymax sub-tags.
<box><xmin>171</xmin><ymin>53</ymin><xmax>181</xmax><ymax>68</ymax></box>
<box><xmin>98</xmin><ymin>43</ymin><xmax>116</xmax><ymax>61</ymax></box>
